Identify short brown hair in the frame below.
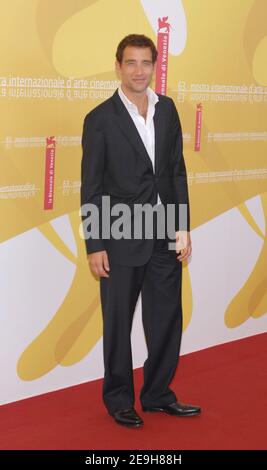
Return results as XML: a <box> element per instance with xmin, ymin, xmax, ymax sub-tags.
<box><xmin>116</xmin><ymin>34</ymin><xmax>158</xmax><ymax>64</ymax></box>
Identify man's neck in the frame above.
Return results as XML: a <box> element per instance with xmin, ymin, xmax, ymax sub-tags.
<box><xmin>120</xmin><ymin>84</ymin><xmax>148</xmax><ymax>108</ymax></box>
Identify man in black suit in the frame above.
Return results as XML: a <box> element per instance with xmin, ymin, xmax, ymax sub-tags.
<box><xmin>81</xmin><ymin>34</ymin><xmax>201</xmax><ymax>427</ymax></box>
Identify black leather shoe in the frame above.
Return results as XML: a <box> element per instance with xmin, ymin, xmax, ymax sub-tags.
<box><xmin>142</xmin><ymin>401</ymin><xmax>201</xmax><ymax>417</ymax></box>
<box><xmin>109</xmin><ymin>407</ymin><xmax>144</xmax><ymax>427</ymax></box>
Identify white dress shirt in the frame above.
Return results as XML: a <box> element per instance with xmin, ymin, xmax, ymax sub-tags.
<box><xmin>118</xmin><ymin>84</ymin><xmax>162</xmax><ymax>205</ymax></box>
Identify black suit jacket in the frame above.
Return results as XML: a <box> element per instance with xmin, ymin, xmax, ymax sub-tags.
<box><xmin>80</xmin><ymin>88</ymin><xmax>190</xmax><ymax>266</ymax></box>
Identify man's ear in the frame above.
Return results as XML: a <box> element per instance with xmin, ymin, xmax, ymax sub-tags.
<box><xmin>151</xmin><ymin>61</ymin><xmax>156</xmax><ymax>80</ymax></box>
<box><xmin>115</xmin><ymin>60</ymin><xmax>121</xmax><ymax>76</ymax></box>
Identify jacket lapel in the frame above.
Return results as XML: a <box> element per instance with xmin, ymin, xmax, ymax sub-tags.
<box><xmin>111</xmin><ymin>88</ymin><xmax>166</xmax><ymax>175</ymax></box>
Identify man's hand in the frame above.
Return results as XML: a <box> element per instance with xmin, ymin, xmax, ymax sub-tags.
<box><xmin>87</xmin><ymin>250</ymin><xmax>110</xmax><ymax>278</ymax></box>
<box><xmin>175</xmin><ymin>231</ymin><xmax>192</xmax><ymax>262</ymax></box>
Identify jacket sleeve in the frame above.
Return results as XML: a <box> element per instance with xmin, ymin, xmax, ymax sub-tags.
<box><xmin>80</xmin><ymin>112</ymin><xmax>106</xmax><ymax>254</ymax></box>
<box><xmin>170</xmin><ymin>99</ymin><xmax>190</xmax><ymax>232</ymax></box>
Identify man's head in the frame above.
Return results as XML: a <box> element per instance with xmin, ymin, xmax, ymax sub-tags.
<box><xmin>115</xmin><ymin>34</ymin><xmax>158</xmax><ymax>94</ymax></box>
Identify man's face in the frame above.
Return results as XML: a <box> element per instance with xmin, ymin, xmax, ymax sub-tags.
<box><xmin>115</xmin><ymin>46</ymin><xmax>156</xmax><ymax>93</ymax></box>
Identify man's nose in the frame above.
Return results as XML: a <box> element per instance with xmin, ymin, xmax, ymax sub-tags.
<box><xmin>135</xmin><ymin>64</ymin><xmax>144</xmax><ymax>74</ymax></box>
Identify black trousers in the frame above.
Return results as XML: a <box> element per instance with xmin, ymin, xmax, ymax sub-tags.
<box><xmin>99</xmin><ymin>237</ymin><xmax>183</xmax><ymax>414</ymax></box>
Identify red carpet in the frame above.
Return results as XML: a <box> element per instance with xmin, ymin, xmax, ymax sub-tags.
<box><xmin>0</xmin><ymin>333</ymin><xmax>266</xmax><ymax>450</ymax></box>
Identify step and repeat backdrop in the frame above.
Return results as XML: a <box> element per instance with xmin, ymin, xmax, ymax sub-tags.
<box><xmin>0</xmin><ymin>0</ymin><xmax>266</xmax><ymax>404</ymax></box>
